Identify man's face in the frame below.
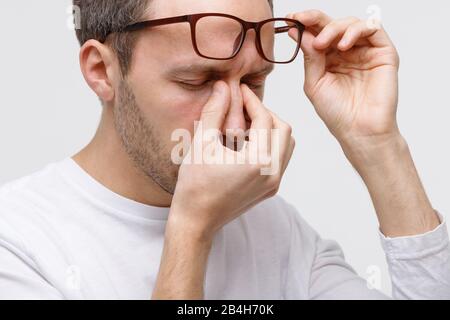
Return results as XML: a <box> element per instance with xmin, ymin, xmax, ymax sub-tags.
<box><xmin>113</xmin><ymin>0</ymin><xmax>274</xmax><ymax>194</ymax></box>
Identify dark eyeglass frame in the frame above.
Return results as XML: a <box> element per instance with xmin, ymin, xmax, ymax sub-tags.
<box><xmin>110</xmin><ymin>13</ymin><xmax>305</xmax><ymax>64</ymax></box>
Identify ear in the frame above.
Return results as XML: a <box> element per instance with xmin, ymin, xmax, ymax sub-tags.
<box><xmin>79</xmin><ymin>40</ymin><xmax>118</xmax><ymax>103</ymax></box>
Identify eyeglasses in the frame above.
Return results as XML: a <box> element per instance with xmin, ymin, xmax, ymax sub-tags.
<box><xmin>114</xmin><ymin>13</ymin><xmax>305</xmax><ymax>64</ymax></box>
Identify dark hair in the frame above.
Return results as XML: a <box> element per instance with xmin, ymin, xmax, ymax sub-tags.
<box><xmin>73</xmin><ymin>0</ymin><xmax>274</xmax><ymax>74</ymax></box>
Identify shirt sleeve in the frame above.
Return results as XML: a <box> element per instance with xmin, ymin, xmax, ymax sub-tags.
<box><xmin>284</xmin><ymin>199</ymin><xmax>450</xmax><ymax>300</ymax></box>
<box><xmin>283</xmin><ymin>202</ymin><xmax>390</xmax><ymax>299</ymax></box>
<box><xmin>307</xmin><ymin>237</ymin><xmax>390</xmax><ymax>299</ymax></box>
<box><xmin>379</xmin><ymin>211</ymin><xmax>450</xmax><ymax>300</ymax></box>
<box><xmin>0</xmin><ymin>234</ymin><xmax>63</xmax><ymax>300</ymax></box>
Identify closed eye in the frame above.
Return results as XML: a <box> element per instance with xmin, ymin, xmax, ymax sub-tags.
<box><xmin>175</xmin><ymin>78</ymin><xmax>266</xmax><ymax>91</ymax></box>
<box><xmin>242</xmin><ymin>78</ymin><xmax>267</xmax><ymax>90</ymax></box>
<box><xmin>244</xmin><ymin>81</ymin><xmax>265</xmax><ymax>89</ymax></box>
<box><xmin>176</xmin><ymin>79</ymin><xmax>213</xmax><ymax>91</ymax></box>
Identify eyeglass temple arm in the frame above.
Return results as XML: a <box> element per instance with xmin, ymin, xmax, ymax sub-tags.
<box><xmin>275</xmin><ymin>25</ymin><xmax>296</xmax><ymax>34</ymax></box>
<box><xmin>123</xmin><ymin>15</ymin><xmax>190</xmax><ymax>32</ymax></box>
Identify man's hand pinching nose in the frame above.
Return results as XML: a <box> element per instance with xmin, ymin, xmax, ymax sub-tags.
<box><xmin>168</xmin><ymin>81</ymin><xmax>296</xmax><ymax>242</ymax></box>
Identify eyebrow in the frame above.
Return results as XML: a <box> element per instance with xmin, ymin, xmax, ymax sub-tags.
<box><xmin>168</xmin><ymin>63</ymin><xmax>275</xmax><ymax>78</ymax></box>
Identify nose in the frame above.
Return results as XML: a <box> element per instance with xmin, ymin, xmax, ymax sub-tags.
<box><xmin>221</xmin><ymin>81</ymin><xmax>247</xmax><ymax>148</ymax></box>
<box><xmin>221</xmin><ymin>30</ymin><xmax>261</xmax><ymax>149</ymax></box>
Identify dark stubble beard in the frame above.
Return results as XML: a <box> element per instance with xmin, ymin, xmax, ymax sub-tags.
<box><xmin>113</xmin><ymin>79</ymin><xmax>179</xmax><ymax>195</ymax></box>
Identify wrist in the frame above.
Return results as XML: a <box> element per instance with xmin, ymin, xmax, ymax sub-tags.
<box><xmin>340</xmin><ymin>132</ymin><xmax>440</xmax><ymax>237</ymax></box>
<box><xmin>163</xmin><ymin>220</ymin><xmax>213</xmax><ymax>262</ymax></box>
<box><xmin>153</xmin><ymin>212</ymin><xmax>213</xmax><ymax>300</ymax></box>
<box><xmin>340</xmin><ymin>131</ymin><xmax>408</xmax><ymax>173</ymax></box>
<box><xmin>167</xmin><ymin>205</ymin><xmax>215</xmax><ymax>245</ymax></box>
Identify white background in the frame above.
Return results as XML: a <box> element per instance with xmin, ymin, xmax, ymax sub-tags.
<box><xmin>0</xmin><ymin>0</ymin><xmax>449</xmax><ymax>295</ymax></box>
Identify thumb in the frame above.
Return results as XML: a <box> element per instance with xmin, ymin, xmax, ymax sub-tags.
<box><xmin>299</xmin><ymin>30</ymin><xmax>326</xmax><ymax>94</ymax></box>
<box><xmin>198</xmin><ymin>81</ymin><xmax>231</xmax><ymax>133</ymax></box>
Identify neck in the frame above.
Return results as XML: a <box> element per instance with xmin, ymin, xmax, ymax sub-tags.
<box><xmin>73</xmin><ymin>106</ymin><xmax>173</xmax><ymax>208</ymax></box>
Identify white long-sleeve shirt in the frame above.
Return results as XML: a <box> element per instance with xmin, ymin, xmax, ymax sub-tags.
<box><xmin>0</xmin><ymin>158</ymin><xmax>449</xmax><ymax>299</ymax></box>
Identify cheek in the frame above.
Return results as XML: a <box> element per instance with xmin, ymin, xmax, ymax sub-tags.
<box><xmin>131</xmin><ymin>79</ymin><xmax>213</xmax><ymax>142</ymax></box>
<box><xmin>164</xmin><ymin>85</ymin><xmax>213</xmax><ymax>129</ymax></box>
<box><xmin>161</xmin><ymin>88</ymin><xmax>213</xmax><ymax>150</ymax></box>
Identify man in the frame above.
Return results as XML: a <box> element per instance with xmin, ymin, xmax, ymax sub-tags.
<box><xmin>0</xmin><ymin>0</ymin><xmax>448</xmax><ymax>300</ymax></box>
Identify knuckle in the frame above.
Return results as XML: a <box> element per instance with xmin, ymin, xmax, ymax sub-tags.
<box><xmin>201</xmin><ymin>108</ymin><xmax>225</xmax><ymax>122</ymax></box>
<box><xmin>202</xmin><ymin>101</ymin><xmax>224</xmax><ymax>114</ymax></box>
<box><xmin>322</xmin><ymin>22</ymin><xmax>335</xmax><ymax>31</ymax></box>
<box><xmin>269</xmin><ymin>172</ymin><xmax>281</xmax><ymax>185</ymax></box>
<box><xmin>291</xmin><ymin>12</ymin><xmax>301</xmax><ymax>20</ymax></box>
<box><xmin>260</xmin><ymin>113</ymin><xmax>273</xmax><ymax>125</ymax></box>
<box><xmin>291</xmin><ymin>136</ymin><xmax>296</xmax><ymax>148</ymax></box>
<box><xmin>303</xmin><ymin>82</ymin><xmax>314</xmax><ymax>97</ymax></box>
<box><xmin>329</xmin><ymin>19</ymin><xmax>341</xmax><ymax>27</ymax></box>
<box><xmin>285</xmin><ymin>124</ymin><xmax>293</xmax><ymax>136</ymax></box>
<box><xmin>347</xmin><ymin>21</ymin><xmax>360</xmax><ymax>31</ymax></box>
<box><xmin>307</xmin><ymin>9</ymin><xmax>323</xmax><ymax>22</ymax></box>
<box><xmin>345</xmin><ymin>16</ymin><xmax>360</xmax><ymax>24</ymax></box>
<box><xmin>332</xmin><ymin>17</ymin><xmax>358</xmax><ymax>28</ymax></box>
<box><xmin>280</xmin><ymin>123</ymin><xmax>293</xmax><ymax>137</ymax></box>
<box><xmin>200</xmin><ymin>108</ymin><xmax>216</xmax><ymax>116</ymax></box>
<box><xmin>267</xmin><ymin>190</ymin><xmax>277</xmax><ymax>199</ymax></box>
<box><xmin>309</xmin><ymin>9</ymin><xmax>323</xmax><ymax>18</ymax></box>
<box><xmin>390</xmin><ymin>48</ymin><xmax>400</xmax><ymax>66</ymax></box>
<box><xmin>250</xmin><ymin>163</ymin><xmax>262</xmax><ymax>175</ymax></box>
<box><xmin>268</xmin><ymin>181</ymin><xmax>281</xmax><ymax>197</ymax></box>
<box><xmin>377</xmin><ymin>46</ymin><xmax>399</xmax><ymax>66</ymax></box>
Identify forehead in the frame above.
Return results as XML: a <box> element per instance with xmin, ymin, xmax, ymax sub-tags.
<box><xmin>147</xmin><ymin>0</ymin><xmax>273</xmax><ymax>21</ymax></box>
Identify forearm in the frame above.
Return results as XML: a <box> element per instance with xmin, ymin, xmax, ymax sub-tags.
<box><xmin>341</xmin><ymin>133</ymin><xmax>440</xmax><ymax>237</ymax></box>
<box><xmin>152</xmin><ymin>215</ymin><xmax>213</xmax><ymax>300</ymax></box>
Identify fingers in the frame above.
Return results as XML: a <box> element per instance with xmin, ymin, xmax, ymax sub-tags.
<box><xmin>286</xmin><ymin>11</ymin><xmax>334</xmax><ymax>92</ymax></box>
<box><xmin>313</xmin><ymin>17</ymin><xmax>359</xmax><ymax>50</ymax></box>
<box><xmin>193</xmin><ymin>81</ymin><xmax>231</xmax><ymax>157</ymax></box>
<box><xmin>287</xmin><ymin>10</ymin><xmax>396</xmax><ymax>93</ymax></box>
<box><xmin>241</xmin><ymin>84</ymin><xmax>273</xmax><ymax>132</ymax></box>
<box><xmin>299</xmin><ymin>30</ymin><xmax>327</xmax><ymax>93</ymax></box>
<box><xmin>315</xmin><ymin>18</ymin><xmax>393</xmax><ymax>51</ymax></box>
<box><xmin>288</xmin><ymin>10</ymin><xmax>393</xmax><ymax>51</ymax></box>
<box><xmin>241</xmin><ymin>84</ymin><xmax>272</xmax><ymax>156</ymax></box>
<box><xmin>287</xmin><ymin>10</ymin><xmax>333</xmax><ymax>35</ymax></box>
<box><xmin>268</xmin><ymin>111</ymin><xmax>296</xmax><ymax>176</ymax></box>
<box><xmin>198</xmin><ymin>81</ymin><xmax>231</xmax><ymax>133</ymax></box>
<box><xmin>338</xmin><ymin>20</ymin><xmax>394</xmax><ymax>50</ymax></box>
<box><xmin>240</xmin><ymin>85</ymin><xmax>296</xmax><ymax>176</ymax></box>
